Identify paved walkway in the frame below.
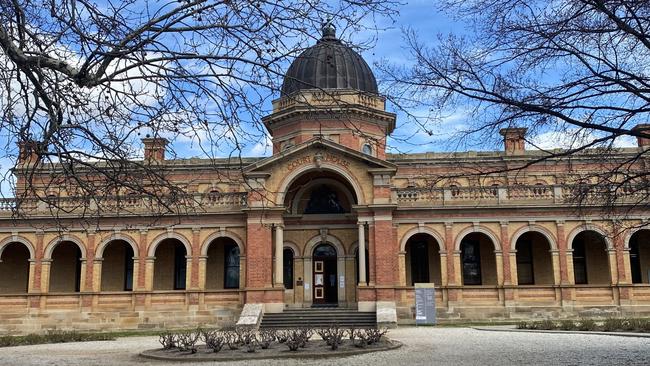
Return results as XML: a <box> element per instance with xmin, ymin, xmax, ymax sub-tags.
<box><xmin>0</xmin><ymin>327</ymin><xmax>648</xmax><ymax>365</ymax></box>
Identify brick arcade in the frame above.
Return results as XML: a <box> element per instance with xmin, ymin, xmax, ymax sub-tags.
<box><xmin>1</xmin><ymin>25</ymin><xmax>650</xmax><ymax>334</ymax></box>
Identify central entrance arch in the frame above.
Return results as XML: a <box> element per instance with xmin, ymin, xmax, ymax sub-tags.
<box><xmin>312</xmin><ymin>243</ymin><xmax>338</xmax><ymax>306</ymax></box>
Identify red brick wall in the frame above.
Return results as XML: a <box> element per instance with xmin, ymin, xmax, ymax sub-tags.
<box><xmin>245</xmin><ymin>220</ymin><xmax>272</xmax><ymax>288</ymax></box>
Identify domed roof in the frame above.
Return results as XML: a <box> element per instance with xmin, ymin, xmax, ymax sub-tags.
<box><xmin>281</xmin><ymin>22</ymin><xmax>378</xmax><ymax>96</ymax></box>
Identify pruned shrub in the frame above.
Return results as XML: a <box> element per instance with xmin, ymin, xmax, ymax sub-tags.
<box><xmin>158</xmin><ymin>332</ymin><xmax>177</xmax><ymax>350</ymax></box>
<box><xmin>202</xmin><ymin>330</ymin><xmax>225</xmax><ymax>353</ymax></box>
<box><xmin>365</xmin><ymin>328</ymin><xmax>388</xmax><ymax>344</ymax></box>
<box><xmin>258</xmin><ymin>330</ymin><xmax>276</xmax><ymax>349</ymax></box>
<box><xmin>177</xmin><ymin>330</ymin><xmax>200</xmax><ymax>353</ymax></box>
<box><xmin>284</xmin><ymin>329</ymin><xmax>307</xmax><ymax>351</ymax></box>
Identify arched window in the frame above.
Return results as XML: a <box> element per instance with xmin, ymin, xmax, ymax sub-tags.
<box><xmin>283</xmin><ymin>248</ymin><xmax>294</xmax><ymax>289</ymax></box>
<box><xmin>304</xmin><ymin>185</ymin><xmax>347</xmax><ymax>214</ymax></box>
<box><xmin>362</xmin><ymin>143</ymin><xmax>373</xmax><ymax>155</ymax></box>
<box><xmin>224</xmin><ymin>243</ymin><xmax>240</xmax><ymax>289</ymax></box>
<box><xmin>313</xmin><ymin>244</ymin><xmax>337</xmax><ymax>257</ymax></box>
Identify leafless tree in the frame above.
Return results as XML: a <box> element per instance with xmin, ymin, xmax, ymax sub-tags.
<box><xmin>379</xmin><ymin>0</ymin><xmax>650</xmax><ymax>220</ymax></box>
<box><xmin>0</xmin><ymin>0</ymin><xmax>397</xmax><ymax>219</ymax></box>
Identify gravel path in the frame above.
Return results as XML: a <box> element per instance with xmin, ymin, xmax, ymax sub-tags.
<box><xmin>0</xmin><ymin>327</ymin><xmax>648</xmax><ymax>366</ymax></box>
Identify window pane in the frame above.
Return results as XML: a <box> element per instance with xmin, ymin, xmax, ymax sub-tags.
<box><xmin>174</xmin><ymin>243</ymin><xmax>186</xmax><ymax>290</ymax></box>
<box><xmin>630</xmin><ymin>238</ymin><xmax>642</xmax><ymax>284</ymax></box>
<box><xmin>573</xmin><ymin>240</ymin><xmax>587</xmax><ymax>284</ymax></box>
<box><xmin>410</xmin><ymin>241</ymin><xmax>430</xmax><ymax>284</ymax></box>
<box><xmin>283</xmin><ymin>248</ymin><xmax>294</xmax><ymax>289</ymax></box>
<box><xmin>224</xmin><ymin>244</ymin><xmax>240</xmax><ymax>289</ymax></box>
<box><xmin>124</xmin><ymin>245</ymin><xmax>134</xmax><ymax>291</ymax></box>
<box><xmin>516</xmin><ymin>240</ymin><xmax>534</xmax><ymax>285</ymax></box>
<box><xmin>462</xmin><ymin>240</ymin><xmax>482</xmax><ymax>285</ymax></box>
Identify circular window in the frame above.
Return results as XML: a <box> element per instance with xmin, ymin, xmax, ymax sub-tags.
<box><xmin>362</xmin><ymin>143</ymin><xmax>372</xmax><ymax>155</ymax></box>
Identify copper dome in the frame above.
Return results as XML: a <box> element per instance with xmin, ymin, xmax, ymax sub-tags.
<box><xmin>281</xmin><ymin>23</ymin><xmax>378</xmax><ymax>96</ymax></box>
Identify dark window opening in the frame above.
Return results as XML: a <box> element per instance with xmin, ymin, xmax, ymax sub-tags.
<box><xmin>224</xmin><ymin>243</ymin><xmax>240</xmax><ymax>289</ymax></box>
<box><xmin>124</xmin><ymin>245</ymin><xmax>134</xmax><ymax>291</ymax></box>
<box><xmin>304</xmin><ymin>185</ymin><xmax>347</xmax><ymax>214</ymax></box>
<box><xmin>74</xmin><ymin>246</ymin><xmax>82</xmax><ymax>292</ymax></box>
<box><xmin>313</xmin><ymin>244</ymin><xmax>337</xmax><ymax>257</ymax></box>
<box><xmin>516</xmin><ymin>240</ymin><xmax>534</xmax><ymax>285</ymax></box>
<box><xmin>409</xmin><ymin>241</ymin><xmax>430</xmax><ymax>285</ymax></box>
<box><xmin>630</xmin><ymin>237</ymin><xmax>642</xmax><ymax>284</ymax></box>
<box><xmin>461</xmin><ymin>240</ymin><xmax>482</xmax><ymax>285</ymax></box>
<box><xmin>173</xmin><ymin>243</ymin><xmax>187</xmax><ymax>290</ymax></box>
<box><xmin>573</xmin><ymin>240</ymin><xmax>587</xmax><ymax>284</ymax></box>
<box><xmin>283</xmin><ymin>248</ymin><xmax>294</xmax><ymax>289</ymax></box>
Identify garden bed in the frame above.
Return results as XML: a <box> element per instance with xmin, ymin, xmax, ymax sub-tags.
<box><xmin>140</xmin><ymin>327</ymin><xmax>401</xmax><ymax>362</ymax></box>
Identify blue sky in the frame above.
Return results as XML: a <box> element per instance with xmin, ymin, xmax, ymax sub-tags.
<box><xmin>168</xmin><ymin>1</ymin><xmax>472</xmax><ymax>159</ymax></box>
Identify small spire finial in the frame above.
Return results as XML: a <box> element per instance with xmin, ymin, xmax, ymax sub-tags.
<box><xmin>321</xmin><ymin>16</ymin><xmax>336</xmax><ymax>39</ymax></box>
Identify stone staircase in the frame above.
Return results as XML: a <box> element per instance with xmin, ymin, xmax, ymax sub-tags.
<box><xmin>259</xmin><ymin>308</ymin><xmax>377</xmax><ymax>329</ymax></box>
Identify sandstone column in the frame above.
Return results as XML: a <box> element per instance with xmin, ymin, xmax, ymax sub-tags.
<box><xmin>358</xmin><ymin>222</ymin><xmax>367</xmax><ymax>285</ymax></box>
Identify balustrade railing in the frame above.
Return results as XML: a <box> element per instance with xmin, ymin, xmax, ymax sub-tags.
<box><xmin>0</xmin><ymin>192</ymin><xmax>248</xmax><ymax>217</ymax></box>
<box><xmin>395</xmin><ymin>184</ymin><xmax>648</xmax><ymax>207</ymax></box>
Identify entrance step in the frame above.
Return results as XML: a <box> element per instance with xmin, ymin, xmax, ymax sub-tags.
<box><xmin>259</xmin><ymin>308</ymin><xmax>376</xmax><ymax>329</ymax></box>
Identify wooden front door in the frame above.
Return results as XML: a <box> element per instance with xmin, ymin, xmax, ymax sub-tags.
<box><xmin>312</xmin><ymin>244</ymin><xmax>338</xmax><ymax>306</ymax></box>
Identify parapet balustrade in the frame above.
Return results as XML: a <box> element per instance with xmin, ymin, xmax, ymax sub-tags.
<box><xmin>395</xmin><ymin>184</ymin><xmax>648</xmax><ymax>207</ymax></box>
<box><xmin>0</xmin><ymin>191</ymin><xmax>249</xmax><ymax>216</ymax></box>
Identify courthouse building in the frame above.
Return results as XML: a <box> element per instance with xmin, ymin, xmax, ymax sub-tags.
<box><xmin>1</xmin><ymin>25</ymin><xmax>650</xmax><ymax>333</ymax></box>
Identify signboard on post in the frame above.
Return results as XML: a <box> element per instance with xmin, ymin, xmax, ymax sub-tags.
<box><xmin>414</xmin><ymin>283</ymin><xmax>436</xmax><ymax>325</ymax></box>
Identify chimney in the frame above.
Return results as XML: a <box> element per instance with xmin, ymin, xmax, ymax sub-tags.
<box><xmin>18</xmin><ymin>140</ymin><xmax>39</xmax><ymax>165</ymax></box>
<box><xmin>142</xmin><ymin>137</ymin><xmax>168</xmax><ymax>161</ymax></box>
<box><xmin>499</xmin><ymin>127</ymin><xmax>527</xmax><ymax>155</ymax></box>
<box><xmin>633</xmin><ymin>124</ymin><xmax>650</xmax><ymax>148</ymax></box>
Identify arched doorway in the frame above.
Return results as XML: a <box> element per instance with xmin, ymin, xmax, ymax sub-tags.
<box><xmin>205</xmin><ymin>237</ymin><xmax>241</xmax><ymax>290</ymax></box>
<box><xmin>515</xmin><ymin>232</ymin><xmax>553</xmax><ymax>285</ymax></box>
<box><xmin>405</xmin><ymin>234</ymin><xmax>442</xmax><ymax>286</ymax></box>
<box><xmin>153</xmin><ymin>239</ymin><xmax>187</xmax><ymax>290</ymax></box>
<box><xmin>629</xmin><ymin>230</ymin><xmax>650</xmax><ymax>283</ymax></box>
<box><xmin>313</xmin><ymin>243</ymin><xmax>338</xmax><ymax>306</ymax></box>
<box><xmin>571</xmin><ymin>230</ymin><xmax>611</xmax><ymax>285</ymax></box>
<box><xmin>0</xmin><ymin>242</ymin><xmax>31</xmax><ymax>293</ymax></box>
<box><xmin>50</xmin><ymin>241</ymin><xmax>82</xmax><ymax>293</ymax></box>
<box><xmin>100</xmin><ymin>240</ymin><xmax>134</xmax><ymax>291</ymax></box>
<box><xmin>460</xmin><ymin>233</ymin><xmax>498</xmax><ymax>285</ymax></box>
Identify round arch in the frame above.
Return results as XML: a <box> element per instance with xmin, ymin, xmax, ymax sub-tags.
<box><xmin>305</xmin><ymin>234</ymin><xmax>345</xmax><ymax>257</ymax></box>
<box><xmin>290</xmin><ymin>178</ymin><xmax>356</xmax><ymax>214</ymax></box>
<box><xmin>510</xmin><ymin>225</ymin><xmax>558</xmax><ymax>251</ymax></box>
<box><xmin>200</xmin><ymin>230</ymin><xmax>245</xmax><ymax>256</ymax></box>
<box><xmin>399</xmin><ymin>226</ymin><xmax>446</xmax><ymax>252</ymax></box>
<box><xmin>282</xmin><ymin>241</ymin><xmax>301</xmax><ymax>258</ymax></box>
<box><xmin>567</xmin><ymin>224</ymin><xmax>614</xmax><ymax>250</ymax></box>
<box><xmin>276</xmin><ymin>163</ymin><xmax>365</xmax><ymax>206</ymax></box>
<box><xmin>0</xmin><ymin>235</ymin><xmax>35</xmax><ymax>260</ymax></box>
<box><xmin>95</xmin><ymin>233</ymin><xmax>139</xmax><ymax>259</ymax></box>
<box><xmin>454</xmin><ymin>225</ymin><xmax>501</xmax><ymax>251</ymax></box>
<box><xmin>623</xmin><ymin>225</ymin><xmax>650</xmax><ymax>250</ymax></box>
<box><xmin>148</xmin><ymin>231</ymin><xmax>192</xmax><ymax>257</ymax></box>
<box><xmin>43</xmin><ymin>234</ymin><xmax>87</xmax><ymax>260</ymax></box>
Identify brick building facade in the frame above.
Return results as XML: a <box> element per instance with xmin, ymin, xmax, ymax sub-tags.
<box><xmin>0</xmin><ymin>26</ymin><xmax>650</xmax><ymax>333</ymax></box>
